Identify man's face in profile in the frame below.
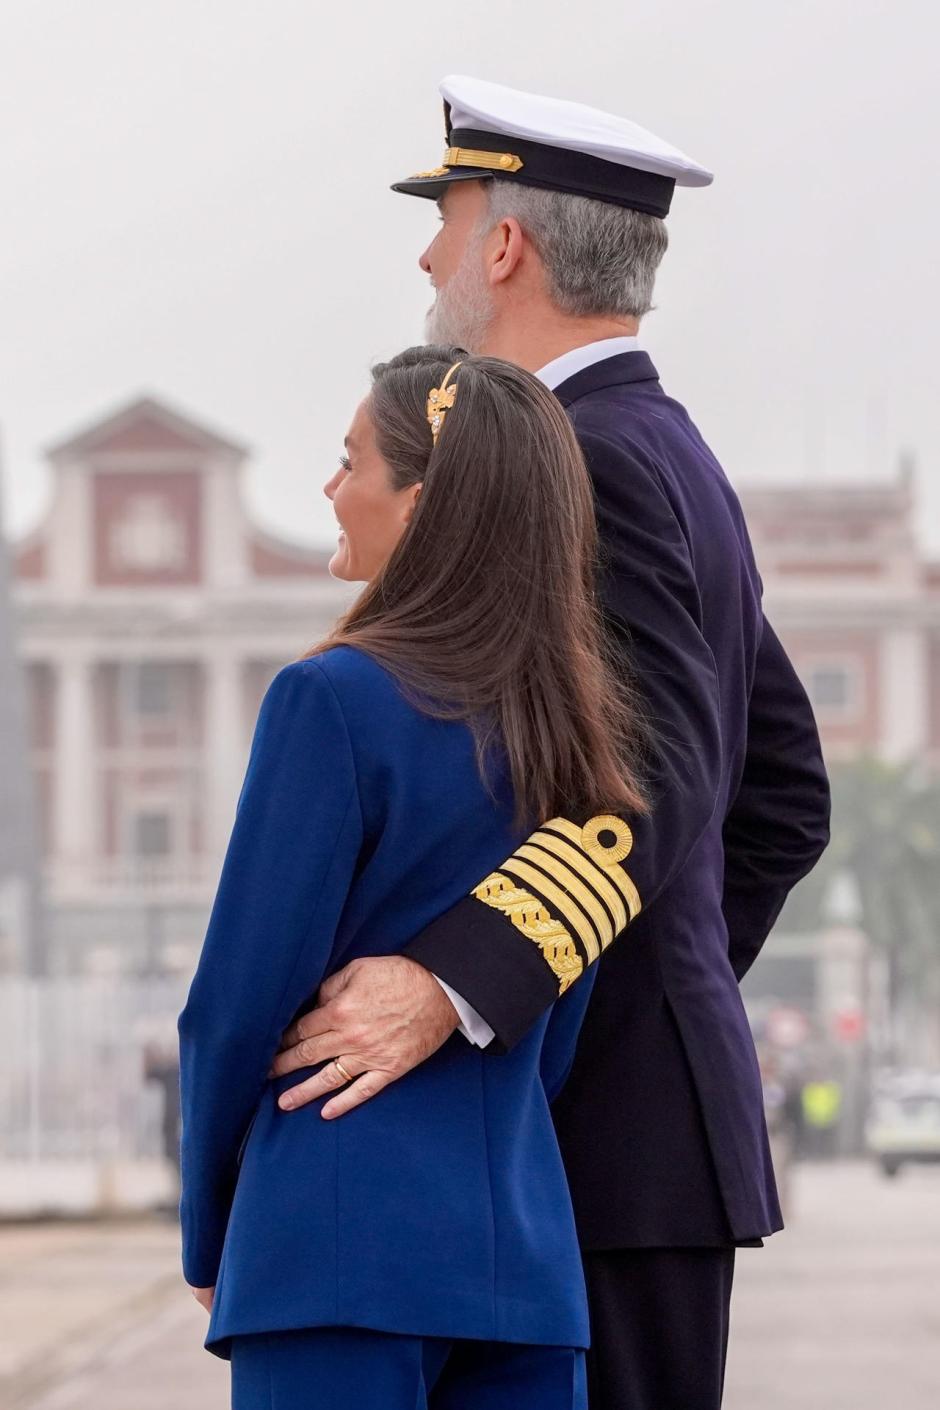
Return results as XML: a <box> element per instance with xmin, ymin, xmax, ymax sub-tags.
<box><xmin>418</xmin><ymin>180</ymin><xmax>495</xmax><ymax>351</ymax></box>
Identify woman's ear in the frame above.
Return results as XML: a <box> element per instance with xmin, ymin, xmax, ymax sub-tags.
<box><xmin>402</xmin><ymin>481</ymin><xmax>423</xmax><ymax>525</ymax></box>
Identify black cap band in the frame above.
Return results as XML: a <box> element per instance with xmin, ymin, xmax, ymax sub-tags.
<box><xmin>394</xmin><ymin>125</ymin><xmax>676</xmax><ymax>216</ymax></box>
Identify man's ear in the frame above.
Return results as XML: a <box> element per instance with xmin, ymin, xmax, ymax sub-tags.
<box><xmin>488</xmin><ymin>216</ymin><xmax>525</xmax><ymax>287</ymax></box>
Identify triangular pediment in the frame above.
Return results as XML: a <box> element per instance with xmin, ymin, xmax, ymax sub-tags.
<box><xmin>46</xmin><ymin>395</ymin><xmax>248</xmax><ymax>461</ymax></box>
<box><xmin>249</xmin><ymin>529</ymin><xmax>334</xmax><ymax>578</ymax></box>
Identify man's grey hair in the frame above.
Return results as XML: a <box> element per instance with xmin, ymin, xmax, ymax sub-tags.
<box><xmin>485</xmin><ymin>182</ymin><xmax>668</xmax><ymax>320</ymax></box>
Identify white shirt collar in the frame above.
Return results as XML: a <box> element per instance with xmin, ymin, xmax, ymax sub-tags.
<box><xmin>535</xmin><ymin>335</ymin><xmax>642</xmax><ymax>392</ymax></box>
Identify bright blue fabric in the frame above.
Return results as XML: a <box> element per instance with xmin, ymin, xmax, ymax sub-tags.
<box><xmin>230</xmin><ymin>1327</ymin><xmax>587</xmax><ymax>1409</ymax></box>
<box><xmin>178</xmin><ymin>646</ymin><xmax>595</xmax><ymax>1359</ymax></box>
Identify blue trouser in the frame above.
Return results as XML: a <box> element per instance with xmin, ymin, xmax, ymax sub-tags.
<box><xmin>230</xmin><ymin>1326</ymin><xmax>587</xmax><ymax>1409</ymax></box>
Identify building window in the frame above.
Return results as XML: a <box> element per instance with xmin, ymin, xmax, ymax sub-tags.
<box><xmin>810</xmin><ymin>666</ymin><xmax>851</xmax><ymax>709</ymax></box>
<box><xmin>807</xmin><ymin>661</ymin><xmax>860</xmax><ymax>719</ymax></box>
<box><xmin>133</xmin><ymin>812</ymin><xmax>171</xmax><ymax>857</ymax></box>
<box><xmin>135</xmin><ymin>663</ymin><xmax>173</xmax><ymax>716</ymax></box>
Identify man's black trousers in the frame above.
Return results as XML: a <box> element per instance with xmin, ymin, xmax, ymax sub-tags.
<box><xmin>583</xmin><ymin>1247</ymin><xmax>736</xmax><ymax>1410</ymax></box>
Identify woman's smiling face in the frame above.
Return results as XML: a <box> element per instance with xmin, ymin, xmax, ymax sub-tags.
<box><xmin>323</xmin><ymin>397</ymin><xmax>422</xmax><ymax>583</ymax></box>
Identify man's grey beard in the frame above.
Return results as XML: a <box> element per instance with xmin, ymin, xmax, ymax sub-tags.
<box><xmin>424</xmin><ymin>229</ymin><xmax>495</xmax><ymax>352</ymax></box>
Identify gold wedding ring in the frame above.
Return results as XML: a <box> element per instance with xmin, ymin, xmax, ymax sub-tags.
<box><xmin>333</xmin><ymin>1058</ymin><xmax>354</xmax><ymax>1084</ymax></box>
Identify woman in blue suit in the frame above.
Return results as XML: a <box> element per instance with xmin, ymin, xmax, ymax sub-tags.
<box><xmin>177</xmin><ymin>346</ymin><xmax>647</xmax><ymax>1408</ymax></box>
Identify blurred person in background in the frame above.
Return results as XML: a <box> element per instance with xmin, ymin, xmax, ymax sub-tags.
<box><xmin>142</xmin><ymin>1037</ymin><xmax>181</xmax><ymax>1191</ymax></box>
<box><xmin>758</xmin><ymin>1049</ymin><xmax>803</xmax><ymax>1213</ymax></box>
<box><xmin>270</xmin><ymin>77</ymin><xmax>831</xmax><ymax>1410</ymax></box>
<box><xmin>801</xmin><ymin>1075</ymin><xmax>844</xmax><ymax>1158</ymax></box>
<box><xmin>177</xmin><ymin>347</ymin><xmax>650</xmax><ymax>1408</ymax></box>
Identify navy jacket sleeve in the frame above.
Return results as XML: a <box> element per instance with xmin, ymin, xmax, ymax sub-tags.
<box><xmin>177</xmin><ymin>659</ymin><xmax>362</xmax><ymax>1288</ymax></box>
<box><xmin>404</xmin><ymin>427</ymin><xmax>723</xmax><ymax>1052</ymax></box>
<box><xmin>722</xmin><ymin>617</ymin><xmax>830</xmax><ymax>980</ymax></box>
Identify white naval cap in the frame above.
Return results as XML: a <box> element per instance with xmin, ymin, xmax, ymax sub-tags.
<box><xmin>392</xmin><ymin>74</ymin><xmax>713</xmax><ymax>218</ymax></box>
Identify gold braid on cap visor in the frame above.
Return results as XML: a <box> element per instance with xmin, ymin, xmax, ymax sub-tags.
<box><xmin>426</xmin><ymin>362</ymin><xmax>462</xmax><ymax>445</ymax></box>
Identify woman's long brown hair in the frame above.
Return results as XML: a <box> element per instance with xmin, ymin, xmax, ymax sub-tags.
<box><xmin>304</xmin><ymin>345</ymin><xmax>647</xmax><ymax>826</ymax></box>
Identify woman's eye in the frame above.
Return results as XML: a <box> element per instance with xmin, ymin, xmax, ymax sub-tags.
<box><xmin>338</xmin><ymin>454</ymin><xmax>351</xmax><ymax>472</ymax></box>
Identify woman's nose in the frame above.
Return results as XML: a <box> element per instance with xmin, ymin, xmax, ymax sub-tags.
<box><xmin>323</xmin><ymin>473</ymin><xmax>338</xmax><ymax>502</ymax></box>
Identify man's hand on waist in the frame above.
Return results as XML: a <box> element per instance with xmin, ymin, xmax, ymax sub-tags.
<box><xmin>267</xmin><ymin>955</ymin><xmax>461</xmax><ymax>1119</ymax></box>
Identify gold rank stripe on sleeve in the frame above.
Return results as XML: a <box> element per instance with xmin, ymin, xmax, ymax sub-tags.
<box><xmin>512</xmin><ymin>845</ymin><xmax>613</xmax><ymax>953</ymax></box>
<box><xmin>468</xmin><ymin>813</ymin><xmax>643</xmax><ymax>993</ymax></box>
<box><xmin>472</xmin><ymin>872</ymin><xmax>584</xmax><ymax>993</ymax></box>
<box><xmin>499</xmin><ymin>856</ymin><xmax>601</xmax><ymax>963</ymax></box>
<box><xmin>541</xmin><ymin>817</ymin><xmax>642</xmax><ymax>925</ymax></box>
<box><xmin>527</xmin><ymin>831</ymin><xmax>628</xmax><ymax>936</ymax></box>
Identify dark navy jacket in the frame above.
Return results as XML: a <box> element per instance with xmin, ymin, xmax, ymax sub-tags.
<box><xmin>406</xmin><ymin>352</ymin><xmax>831</xmax><ymax>1248</ymax></box>
<box><xmin>177</xmin><ymin>647</ymin><xmax>595</xmax><ymax>1359</ymax></box>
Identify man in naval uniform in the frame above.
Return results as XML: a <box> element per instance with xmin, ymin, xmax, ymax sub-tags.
<box><xmin>269</xmin><ymin>77</ymin><xmax>831</xmax><ymax>1408</ymax></box>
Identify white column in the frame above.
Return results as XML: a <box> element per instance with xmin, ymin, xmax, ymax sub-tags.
<box><xmin>205</xmin><ymin>654</ymin><xmax>248</xmax><ymax>862</ymax></box>
<box><xmin>203</xmin><ymin>456</ymin><xmax>250</xmax><ymax>590</ymax></box>
<box><xmin>47</xmin><ymin>464</ymin><xmax>93</xmax><ymax>595</ymax></box>
<box><xmin>879</xmin><ymin>625</ymin><xmax>929</xmax><ymax>762</ymax></box>
<box><xmin>54</xmin><ymin>656</ymin><xmax>97</xmax><ymax>884</ymax></box>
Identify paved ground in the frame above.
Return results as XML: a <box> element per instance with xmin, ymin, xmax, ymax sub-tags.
<box><xmin>0</xmin><ymin>1215</ymin><xmax>225</xmax><ymax>1410</ymax></box>
<box><xmin>724</xmin><ymin>1160</ymin><xmax>940</xmax><ymax>1410</ymax></box>
<box><xmin>2</xmin><ymin>1161</ymin><xmax>938</xmax><ymax>1408</ymax></box>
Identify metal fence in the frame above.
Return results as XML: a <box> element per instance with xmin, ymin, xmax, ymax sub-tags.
<box><xmin>0</xmin><ymin>975</ymin><xmax>188</xmax><ymax>1162</ymax></box>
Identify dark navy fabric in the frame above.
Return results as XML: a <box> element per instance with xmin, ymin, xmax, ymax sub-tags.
<box><xmin>406</xmin><ymin>351</ymin><xmax>831</xmax><ymax>1248</ymax></box>
<box><xmin>583</xmin><ymin>1247</ymin><xmax>735</xmax><ymax>1410</ymax></box>
<box><xmin>177</xmin><ymin>646</ymin><xmax>595</xmax><ymax>1359</ymax></box>
<box><xmin>230</xmin><ymin>1327</ymin><xmax>587</xmax><ymax>1409</ymax></box>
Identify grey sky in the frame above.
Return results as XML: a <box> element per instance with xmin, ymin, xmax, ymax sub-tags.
<box><xmin>2</xmin><ymin>0</ymin><xmax>938</xmax><ymax>551</ymax></box>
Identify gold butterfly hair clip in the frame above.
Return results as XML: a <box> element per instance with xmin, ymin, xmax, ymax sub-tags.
<box><xmin>426</xmin><ymin>361</ymin><xmax>462</xmax><ymax>446</ymax></box>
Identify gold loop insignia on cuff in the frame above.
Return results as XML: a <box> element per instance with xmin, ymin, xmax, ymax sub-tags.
<box><xmin>472</xmin><ymin>872</ymin><xmax>584</xmax><ymax>993</ymax></box>
<box><xmin>581</xmin><ymin>814</ymin><xmax>634</xmax><ymax>867</ymax></box>
<box><xmin>543</xmin><ymin>818</ymin><xmax>643</xmax><ymax>926</ymax></box>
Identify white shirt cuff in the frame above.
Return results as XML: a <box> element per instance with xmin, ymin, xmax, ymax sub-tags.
<box><xmin>432</xmin><ymin>975</ymin><xmax>496</xmax><ymax>1048</ymax></box>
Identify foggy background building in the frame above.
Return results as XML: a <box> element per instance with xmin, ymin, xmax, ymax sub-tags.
<box><xmin>9</xmin><ymin>393</ymin><xmax>351</xmax><ymax>979</ymax></box>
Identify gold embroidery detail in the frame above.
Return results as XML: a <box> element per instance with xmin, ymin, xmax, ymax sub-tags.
<box><xmin>408</xmin><ymin>148</ymin><xmax>524</xmax><ymax>181</ymax></box>
<box><xmin>516</xmin><ymin>843</ymin><xmax>613</xmax><ymax>953</ymax></box>
<box><xmin>473</xmin><ymin>872</ymin><xmax>584</xmax><ymax>993</ymax></box>
<box><xmin>581</xmin><ymin>814</ymin><xmax>634</xmax><ymax>866</ymax></box>
<box><xmin>471</xmin><ymin>811</ymin><xmax>642</xmax><ymax>991</ymax></box>
<box><xmin>500</xmin><ymin>857</ymin><xmax>600</xmax><ymax>963</ymax></box>
<box><xmin>443</xmin><ymin>145</ymin><xmax>524</xmax><ymax>173</ymax></box>
<box><xmin>529</xmin><ymin>830</ymin><xmax>627</xmax><ymax>939</ymax></box>
<box><xmin>615</xmin><ymin>870</ymin><xmax>642</xmax><ymax>922</ymax></box>
<box><xmin>543</xmin><ymin>817</ymin><xmax>642</xmax><ymax>923</ymax></box>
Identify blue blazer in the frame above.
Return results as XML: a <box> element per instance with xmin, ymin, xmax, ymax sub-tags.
<box><xmin>177</xmin><ymin>646</ymin><xmax>595</xmax><ymax>1359</ymax></box>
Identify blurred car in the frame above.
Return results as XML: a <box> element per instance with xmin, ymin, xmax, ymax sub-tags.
<box><xmin>866</xmin><ymin>1073</ymin><xmax>940</xmax><ymax>1177</ymax></box>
